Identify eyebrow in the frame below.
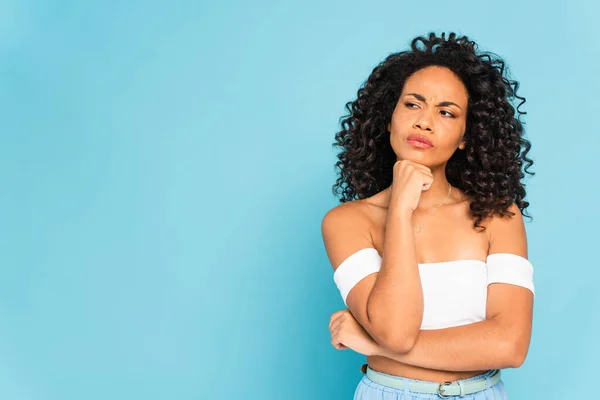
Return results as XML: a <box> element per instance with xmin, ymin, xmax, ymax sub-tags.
<box><xmin>404</xmin><ymin>93</ymin><xmax>462</xmax><ymax>110</ymax></box>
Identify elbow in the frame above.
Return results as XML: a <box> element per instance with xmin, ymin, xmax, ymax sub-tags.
<box><xmin>507</xmin><ymin>348</ymin><xmax>528</xmax><ymax>368</ymax></box>
<box><xmin>504</xmin><ymin>339</ymin><xmax>529</xmax><ymax>368</ymax></box>
<box><xmin>375</xmin><ymin>330</ymin><xmax>418</xmax><ymax>354</ymax></box>
<box><xmin>366</xmin><ymin>299</ymin><xmax>421</xmax><ymax>354</ymax></box>
<box><xmin>386</xmin><ymin>336</ymin><xmax>417</xmax><ymax>354</ymax></box>
<box><xmin>366</xmin><ymin>314</ymin><xmax>418</xmax><ymax>354</ymax></box>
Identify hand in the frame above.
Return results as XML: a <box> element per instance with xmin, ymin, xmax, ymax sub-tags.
<box><xmin>329</xmin><ymin>309</ymin><xmax>381</xmax><ymax>356</ymax></box>
<box><xmin>390</xmin><ymin>160</ymin><xmax>433</xmax><ymax>213</ymax></box>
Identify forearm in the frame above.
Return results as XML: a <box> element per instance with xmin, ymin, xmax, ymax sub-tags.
<box><xmin>376</xmin><ymin>319</ymin><xmax>518</xmax><ymax>371</ymax></box>
<box><xmin>367</xmin><ymin>207</ymin><xmax>423</xmax><ymax>349</ymax></box>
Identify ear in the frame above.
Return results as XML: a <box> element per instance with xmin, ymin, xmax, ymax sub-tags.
<box><xmin>458</xmin><ymin>134</ymin><xmax>466</xmax><ymax>150</ymax></box>
<box><xmin>387</xmin><ymin>123</ymin><xmax>391</xmax><ymax>132</ymax></box>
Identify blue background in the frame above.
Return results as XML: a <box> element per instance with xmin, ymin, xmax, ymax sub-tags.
<box><xmin>1</xmin><ymin>0</ymin><xmax>598</xmax><ymax>399</ymax></box>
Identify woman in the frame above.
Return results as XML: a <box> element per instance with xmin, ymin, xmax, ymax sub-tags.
<box><xmin>321</xmin><ymin>32</ymin><xmax>535</xmax><ymax>399</ymax></box>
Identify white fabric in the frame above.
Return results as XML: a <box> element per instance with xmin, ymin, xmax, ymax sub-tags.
<box><xmin>418</xmin><ymin>259</ymin><xmax>488</xmax><ymax>329</ymax></box>
<box><xmin>332</xmin><ymin>248</ymin><xmax>535</xmax><ymax>330</ymax></box>
<box><xmin>333</xmin><ymin>248</ymin><xmax>381</xmax><ymax>306</ymax></box>
<box><xmin>486</xmin><ymin>253</ymin><xmax>535</xmax><ymax>294</ymax></box>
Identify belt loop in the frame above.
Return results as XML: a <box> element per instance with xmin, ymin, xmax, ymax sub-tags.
<box><xmin>402</xmin><ymin>377</ymin><xmax>410</xmax><ymax>397</ymax></box>
<box><xmin>485</xmin><ymin>374</ymin><xmax>491</xmax><ymax>389</ymax></box>
<box><xmin>457</xmin><ymin>380</ymin><xmax>466</xmax><ymax>397</ymax></box>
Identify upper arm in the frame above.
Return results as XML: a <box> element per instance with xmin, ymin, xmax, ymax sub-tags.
<box><xmin>321</xmin><ymin>203</ymin><xmax>380</xmax><ymax>337</ymax></box>
<box><xmin>485</xmin><ymin>203</ymin><xmax>534</xmax><ymax>362</ymax></box>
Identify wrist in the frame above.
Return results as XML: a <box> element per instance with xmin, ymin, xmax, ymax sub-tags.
<box><xmin>387</xmin><ymin>205</ymin><xmax>414</xmax><ymax>220</ymax></box>
<box><xmin>372</xmin><ymin>342</ymin><xmax>389</xmax><ymax>357</ymax></box>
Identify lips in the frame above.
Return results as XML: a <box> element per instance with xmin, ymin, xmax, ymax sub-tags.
<box><xmin>406</xmin><ymin>134</ymin><xmax>434</xmax><ymax>148</ymax></box>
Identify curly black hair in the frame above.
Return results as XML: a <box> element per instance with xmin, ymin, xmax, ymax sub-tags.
<box><xmin>332</xmin><ymin>32</ymin><xmax>534</xmax><ymax>231</ymax></box>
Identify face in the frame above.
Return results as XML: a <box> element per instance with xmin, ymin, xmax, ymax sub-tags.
<box><xmin>387</xmin><ymin>66</ymin><xmax>468</xmax><ymax>168</ymax></box>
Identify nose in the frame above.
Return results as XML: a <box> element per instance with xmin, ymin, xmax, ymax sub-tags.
<box><xmin>413</xmin><ymin>111</ymin><xmax>434</xmax><ymax>132</ymax></box>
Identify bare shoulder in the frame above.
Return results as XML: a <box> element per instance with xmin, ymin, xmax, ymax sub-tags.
<box><xmin>321</xmin><ymin>200</ymin><xmax>376</xmax><ymax>271</ymax></box>
<box><xmin>487</xmin><ymin>202</ymin><xmax>525</xmax><ymax>231</ymax></box>
<box><xmin>486</xmin><ymin>202</ymin><xmax>528</xmax><ymax>257</ymax></box>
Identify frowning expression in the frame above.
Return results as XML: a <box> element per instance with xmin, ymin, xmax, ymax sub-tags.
<box><xmin>388</xmin><ymin>66</ymin><xmax>469</xmax><ymax>167</ymax></box>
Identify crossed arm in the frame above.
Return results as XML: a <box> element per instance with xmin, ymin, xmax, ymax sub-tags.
<box><xmin>375</xmin><ymin>281</ymin><xmax>533</xmax><ymax>371</ymax></box>
<box><xmin>324</xmin><ymin>203</ymin><xmax>534</xmax><ymax>371</ymax></box>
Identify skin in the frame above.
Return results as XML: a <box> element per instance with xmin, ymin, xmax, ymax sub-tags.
<box><xmin>322</xmin><ymin>66</ymin><xmax>533</xmax><ymax>382</ymax></box>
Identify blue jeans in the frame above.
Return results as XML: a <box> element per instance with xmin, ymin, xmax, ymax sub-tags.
<box><xmin>354</xmin><ymin>367</ymin><xmax>508</xmax><ymax>399</ymax></box>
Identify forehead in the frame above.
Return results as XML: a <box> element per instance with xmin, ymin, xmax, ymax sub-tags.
<box><xmin>402</xmin><ymin>66</ymin><xmax>468</xmax><ymax>105</ymax></box>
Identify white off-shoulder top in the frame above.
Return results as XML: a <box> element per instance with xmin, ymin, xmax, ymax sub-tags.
<box><xmin>332</xmin><ymin>248</ymin><xmax>534</xmax><ymax>330</ymax></box>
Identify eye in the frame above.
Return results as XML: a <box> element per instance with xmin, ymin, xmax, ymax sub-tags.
<box><xmin>440</xmin><ymin>110</ymin><xmax>455</xmax><ymax>118</ymax></box>
<box><xmin>404</xmin><ymin>102</ymin><xmax>419</xmax><ymax>109</ymax></box>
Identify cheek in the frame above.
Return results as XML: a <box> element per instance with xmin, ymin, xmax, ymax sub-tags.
<box><xmin>389</xmin><ymin>113</ymin><xmax>411</xmax><ymax>132</ymax></box>
<box><xmin>439</xmin><ymin>118</ymin><xmax>466</xmax><ymax>138</ymax></box>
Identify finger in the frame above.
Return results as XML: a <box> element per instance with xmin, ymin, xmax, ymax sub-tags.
<box><xmin>329</xmin><ymin>316</ymin><xmax>337</xmax><ymax>331</ymax></box>
<box><xmin>418</xmin><ymin>170</ymin><xmax>434</xmax><ymax>180</ymax></box>
<box><xmin>331</xmin><ymin>329</ymin><xmax>347</xmax><ymax>350</ymax></box>
<box><xmin>330</xmin><ymin>324</ymin><xmax>340</xmax><ymax>338</ymax></box>
<box><xmin>330</xmin><ymin>311</ymin><xmax>349</xmax><ymax>331</ymax></box>
<box><xmin>331</xmin><ymin>326</ymin><xmax>343</xmax><ymax>344</ymax></box>
<box><xmin>415</xmin><ymin>166</ymin><xmax>433</xmax><ymax>177</ymax></box>
<box><xmin>331</xmin><ymin>333</ymin><xmax>341</xmax><ymax>347</ymax></box>
<box><xmin>407</xmin><ymin>166</ymin><xmax>433</xmax><ymax>183</ymax></box>
<box><xmin>329</xmin><ymin>310</ymin><xmax>346</xmax><ymax>326</ymax></box>
<box><xmin>411</xmin><ymin>162</ymin><xmax>433</xmax><ymax>174</ymax></box>
<box><xmin>330</xmin><ymin>318</ymin><xmax>342</xmax><ymax>333</ymax></box>
<box><xmin>421</xmin><ymin>176</ymin><xmax>434</xmax><ymax>191</ymax></box>
<box><xmin>405</xmin><ymin>161</ymin><xmax>432</xmax><ymax>175</ymax></box>
<box><xmin>329</xmin><ymin>310</ymin><xmax>347</xmax><ymax>330</ymax></box>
